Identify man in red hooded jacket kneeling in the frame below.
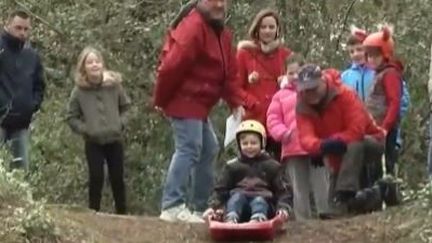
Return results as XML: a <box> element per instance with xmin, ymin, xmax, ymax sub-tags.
<box><xmin>295</xmin><ymin>64</ymin><xmax>393</xmax><ymax>215</ymax></box>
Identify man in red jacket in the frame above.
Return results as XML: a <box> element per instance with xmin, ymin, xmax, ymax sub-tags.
<box><xmin>153</xmin><ymin>0</ymin><xmax>244</xmax><ymax>223</ymax></box>
<box><xmin>295</xmin><ymin>64</ymin><xmax>389</xmax><ymax>215</ymax></box>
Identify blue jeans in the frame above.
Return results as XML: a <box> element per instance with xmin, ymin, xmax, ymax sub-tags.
<box><xmin>226</xmin><ymin>192</ymin><xmax>269</xmax><ymax>218</ymax></box>
<box><xmin>161</xmin><ymin>118</ymin><xmax>219</xmax><ymax>212</ymax></box>
<box><xmin>0</xmin><ymin>128</ymin><xmax>29</xmax><ymax>170</ymax></box>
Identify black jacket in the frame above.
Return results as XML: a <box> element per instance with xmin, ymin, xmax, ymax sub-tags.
<box><xmin>209</xmin><ymin>153</ymin><xmax>293</xmax><ymax>211</ymax></box>
<box><xmin>0</xmin><ymin>31</ymin><xmax>45</xmax><ymax>130</ymax></box>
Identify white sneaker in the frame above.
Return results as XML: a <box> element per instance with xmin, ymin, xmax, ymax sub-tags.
<box><xmin>159</xmin><ymin>204</ymin><xmax>204</xmax><ymax>223</ymax></box>
<box><xmin>188</xmin><ymin>211</ymin><xmax>205</xmax><ymax>223</ymax></box>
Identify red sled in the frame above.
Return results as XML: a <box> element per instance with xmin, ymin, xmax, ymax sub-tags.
<box><xmin>207</xmin><ymin>214</ymin><xmax>286</xmax><ymax>241</ymax></box>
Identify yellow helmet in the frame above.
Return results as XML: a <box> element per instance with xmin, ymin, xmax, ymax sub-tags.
<box><xmin>236</xmin><ymin>120</ymin><xmax>266</xmax><ymax>147</ymax></box>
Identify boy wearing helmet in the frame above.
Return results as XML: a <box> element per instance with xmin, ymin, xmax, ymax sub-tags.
<box><xmin>204</xmin><ymin>120</ymin><xmax>292</xmax><ymax>223</ymax></box>
<box><xmin>363</xmin><ymin>25</ymin><xmax>403</xmax><ymax>176</ymax></box>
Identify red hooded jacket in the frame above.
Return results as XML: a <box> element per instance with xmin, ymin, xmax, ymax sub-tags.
<box><xmin>235</xmin><ymin>40</ymin><xmax>291</xmax><ymax>126</ymax></box>
<box><xmin>153</xmin><ymin>9</ymin><xmax>241</xmax><ymax>119</ymax></box>
<box><xmin>296</xmin><ymin>71</ymin><xmax>385</xmax><ymax>172</ymax></box>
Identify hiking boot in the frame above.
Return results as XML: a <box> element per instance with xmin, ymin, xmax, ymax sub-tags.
<box><xmin>377</xmin><ymin>178</ymin><xmax>402</xmax><ymax>207</ymax></box>
<box><xmin>250</xmin><ymin>213</ymin><xmax>267</xmax><ymax>223</ymax></box>
<box><xmin>159</xmin><ymin>204</ymin><xmax>204</xmax><ymax>223</ymax></box>
<box><xmin>224</xmin><ymin>212</ymin><xmax>239</xmax><ymax>224</ymax></box>
<box><xmin>349</xmin><ymin>187</ymin><xmax>383</xmax><ymax>214</ymax></box>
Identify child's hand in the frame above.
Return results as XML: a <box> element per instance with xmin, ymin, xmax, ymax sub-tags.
<box><xmin>276</xmin><ymin>209</ymin><xmax>289</xmax><ymax>221</ymax></box>
<box><xmin>203</xmin><ymin>208</ymin><xmax>215</xmax><ymax>220</ymax></box>
<box><xmin>282</xmin><ymin>130</ymin><xmax>293</xmax><ymax>143</ymax></box>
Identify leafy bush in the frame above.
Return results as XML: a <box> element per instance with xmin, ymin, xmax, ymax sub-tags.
<box><xmin>0</xmin><ymin>156</ymin><xmax>60</xmax><ymax>242</ymax></box>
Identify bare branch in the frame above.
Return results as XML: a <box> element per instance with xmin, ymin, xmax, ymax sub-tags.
<box><xmin>335</xmin><ymin>0</ymin><xmax>357</xmax><ymax>51</ymax></box>
<box><xmin>13</xmin><ymin>0</ymin><xmax>68</xmax><ymax>39</ymax></box>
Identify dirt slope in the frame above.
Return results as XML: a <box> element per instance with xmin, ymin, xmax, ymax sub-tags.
<box><xmin>51</xmin><ymin>205</ymin><xmax>430</xmax><ymax>243</ymax></box>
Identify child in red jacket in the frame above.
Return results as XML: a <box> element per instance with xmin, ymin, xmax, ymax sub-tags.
<box><xmin>363</xmin><ymin>25</ymin><xmax>403</xmax><ymax>176</ymax></box>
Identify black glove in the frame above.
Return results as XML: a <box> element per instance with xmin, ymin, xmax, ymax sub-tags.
<box><xmin>310</xmin><ymin>156</ymin><xmax>324</xmax><ymax>167</ymax></box>
<box><xmin>320</xmin><ymin>139</ymin><xmax>347</xmax><ymax>155</ymax></box>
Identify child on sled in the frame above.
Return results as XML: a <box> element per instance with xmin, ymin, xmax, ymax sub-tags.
<box><xmin>204</xmin><ymin>120</ymin><xmax>292</xmax><ymax>223</ymax></box>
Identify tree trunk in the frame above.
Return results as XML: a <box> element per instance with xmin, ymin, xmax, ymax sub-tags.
<box><xmin>428</xmin><ymin>43</ymin><xmax>432</xmax><ymax>104</ymax></box>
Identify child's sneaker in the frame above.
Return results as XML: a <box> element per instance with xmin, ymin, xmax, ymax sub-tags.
<box><xmin>159</xmin><ymin>204</ymin><xmax>204</xmax><ymax>223</ymax></box>
<box><xmin>224</xmin><ymin>212</ymin><xmax>239</xmax><ymax>224</ymax></box>
<box><xmin>250</xmin><ymin>213</ymin><xmax>267</xmax><ymax>223</ymax></box>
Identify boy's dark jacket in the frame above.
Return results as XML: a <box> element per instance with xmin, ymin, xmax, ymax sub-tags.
<box><xmin>209</xmin><ymin>152</ymin><xmax>292</xmax><ymax>211</ymax></box>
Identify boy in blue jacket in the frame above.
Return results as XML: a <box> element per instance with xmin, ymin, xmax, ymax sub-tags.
<box><xmin>341</xmin><ymin>26</ymin><xmax>410</xmax><ymax>177</ymax></box>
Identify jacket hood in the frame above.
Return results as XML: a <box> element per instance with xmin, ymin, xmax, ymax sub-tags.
<box><xmin>238</xmin><ymin>151</ymin><xmax>272</xmax><ymax>163</ymax></box>
<box><xmin>76</xmin><ymin>71</ymin><xmax>122</xmax><ymax>89</ymax></box>
<box><xmin>376</xmin><ymin>59</ymin><xmax>404</xmax><ymax>73</ymax></box>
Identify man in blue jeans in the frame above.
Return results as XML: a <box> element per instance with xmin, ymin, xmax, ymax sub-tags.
<box><xmin>153</xmin><ymin>0</ymin><xmax>244</xmax><ymax>223</ymax></box>
<box><xmin>0</xmin><ymin>10</ymin><xmax>45</xmax><ymax>170</ymax></box>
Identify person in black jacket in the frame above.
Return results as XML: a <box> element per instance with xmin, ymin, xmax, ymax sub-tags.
<box><xmin>204</xmin><ymin>120</ymin><xmax>292</xmax><ymax>223</ymax></box>
<box><xmin>0</xmin><ymin>10</ymin><xmax>45</xmax><ymax>170</ymax></box>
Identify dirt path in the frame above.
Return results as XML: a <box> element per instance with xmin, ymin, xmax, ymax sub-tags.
<box><xmin>52</xmin><ymin>206</ymin><xmax>424</xmax><ymax>243</ymax></box>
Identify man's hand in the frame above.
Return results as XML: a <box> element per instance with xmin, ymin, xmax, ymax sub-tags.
<box><xmin>154</xmin><ymin>106</ymin><xmax>166</xmax><ymax>118</ymax></box>
<box><xmin>320</xmin><ymin>139</ymin><xmax>347</xmax><ymax>155</ymax></box>
<box><xmin>310</xmin><ymin>156</ymin><xmax>324</xmax><ymax>167</ymax></box>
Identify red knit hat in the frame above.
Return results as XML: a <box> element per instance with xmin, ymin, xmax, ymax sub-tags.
<box><xmin>363</xmin><ymin>24</ymin><xmax>394</xmax><ymax>59</ymax></box>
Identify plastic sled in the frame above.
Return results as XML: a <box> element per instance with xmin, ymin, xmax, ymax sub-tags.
<box><xmin>207</xmin><ymin>214</ymin><xmax>286</xmax><ymax>241</ymax></box>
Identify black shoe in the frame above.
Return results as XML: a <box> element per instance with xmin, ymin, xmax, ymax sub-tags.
<box><xmin>334</xmin><ymin>190</ymin><xmax>356</xmax><ymax>205</ymax></box>
<box><xmin>377</xmin><ymin>178</ymin><xmax>402</xmax><ymax>207</ymax></box>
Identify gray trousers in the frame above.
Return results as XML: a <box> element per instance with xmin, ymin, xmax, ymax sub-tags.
<box><xmin>284</xmin><ymin>156</ymin><xmax>330</xmax><ymax>221</ymax></box>
<box><xmin>328</xmin><ymin>138</ymin><xmax>384</xmax><ymax>213</ymax></box>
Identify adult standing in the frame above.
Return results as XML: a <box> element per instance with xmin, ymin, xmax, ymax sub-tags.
<box><xmin>153</xmin><ymin>0</ymin><xmax>244</xmax><ymax>223</ymax></box>
<box><xmin>0</xmin><ymin>10</ymin><xmax>45</xmax><ymax>170</ymax></box>
<box><xmin>235</xmin><ymin>9</ymin><xmax>291</xmax><ymax>161</ymax></box>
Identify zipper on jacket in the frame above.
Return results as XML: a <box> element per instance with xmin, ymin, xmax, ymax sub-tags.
<box><xmin>360</xmin><ymin>67</ymin><xmax>366</xmax><ymax>101</ymax></box>
<box><xmin>217</xmin><ymin>36</ymin><xmax>227</xmax><ymax>83</ymax></box>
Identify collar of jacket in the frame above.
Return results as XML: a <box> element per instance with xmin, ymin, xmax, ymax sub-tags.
<box><xmin>296</xmin><ymin>80</ymin><xmax>340</xmax><ymax>117</ymax></box>
<box><xmin>1</xmin><ymin>31</ymin><xmax>25</xmax><ymax>51</ymax></box>
<box><xmin>239</xmin><ymin>151</ymin><xmax>271</xmax><ymax>163</ymax></box>
<box><xmin>75</xmin><ymin>71</ymin><xmax>122</xmax><ymax>89</ymax></box>
<box><xmin>237</xmin><ymin>39</ymin><xmax>282</xmax><ymax>54</ymax></box>
<box><xmin>350</xmin><ymin>62</ymin><xmax>369</xmax><ymax>70</ymax></box>
<box><xmin>194</xmin><ymin>6</ymin><xmax>225</xmax><ymax>33</ymax></box>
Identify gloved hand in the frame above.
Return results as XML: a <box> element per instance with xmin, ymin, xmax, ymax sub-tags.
<box><xmin>320</xmin><ymin>139</ymin><xmax>347</xmax><ymax>155</ymax></box>
<box><xmin>310</xmin><ymin>156</ymin><xmax>324</xmax><ymax>167</ymax></box>
<box><xmin>276</xmin><ymin>209</ymin><xmax>289</xmax><ymax>221</ymax></box>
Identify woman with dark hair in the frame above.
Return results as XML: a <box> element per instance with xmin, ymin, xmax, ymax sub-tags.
<box><xmin>235</xmin><ymin>9</ymin><xmax>292</xmax><ymax>161</ymax></box>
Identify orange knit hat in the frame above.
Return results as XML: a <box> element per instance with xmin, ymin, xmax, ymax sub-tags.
<box><xmin>363</xmin><ymin>25</ymin><xmax>394</xmax><ymax>59</ymax></box>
